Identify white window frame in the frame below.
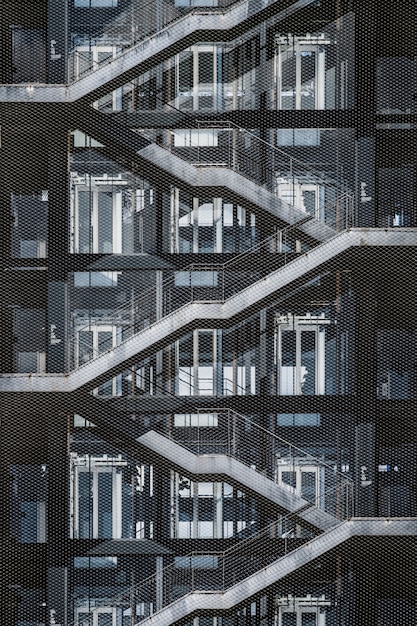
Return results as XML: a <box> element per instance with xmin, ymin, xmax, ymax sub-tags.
<box><xmin>72</xmin><ymin>179</ymin><xmax>123</xmax><ymax>254</ymax></box>
<box><xmin>275</xmin><ymin>35</ymin><xmax>330</xmax><ymax>110</ymax></box>
<box><xmin>69</xmin><ymin>45</ymin><xmax>122</xmax><ymax>109</ymax></box>
<box><xmin>174</xmin><ymin>45</ymin><xmax>218</xmax><ymax>111</ymax></box>
<box><xmin>275</xmin><ymin>178</ymin><xmax>325</xmax><ymax>222</ymax></box>
<box><xmin>177</xmin><ymin>330</ymin><xmax>217</xmax><ymax>396</ymax></box>
<box><xmin>275</xmin><ymin>461</ymin><xmax>324</xmax><ymax>506</ymax></box>
<box><xmin>70</xmin><ymin>455</ymin><xmax>127</xmax><ymax>539</ymax></box>
<box><xmin>74</xmin><ymin>323</ymin><xmax>122</xmax><ymax>395</ymax></box>
<box><xmin>75</xmin><ymin>606</ymin><xmax>117</xmax><ymax>626</ymax></box>
<box><xmin>275</xmin><ymin>314</ymin><xmax>330</xmax><ymax>396</ymax></box>
<box><xmin>276</xmin><ymin>595</ymin><xmax>330</xmax><ymax>625</ymax></box>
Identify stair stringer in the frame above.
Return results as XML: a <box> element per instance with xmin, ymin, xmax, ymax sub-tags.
<box><xmin>138</xmin><ymin>430</ymin><xmax>339</xmax><ymax>531</ymax></box>
<box><xmin>135</xmin><ymin>518</ymin><xmax>417</xmax><ymax>626</ymax></box>
<box><xmin>0</xmin><ymin>0</ymin><xmax>315</xmax><ymax>103</ymax></box>
<box><xmin>1</xmin><ymin>229</ymin><xmax>416</xmax><ymax>392</ymax></box>
<box><xmin>135</xmin><ymin>143</ymin><xmax>338</xmax><ymax>241</ymax></box>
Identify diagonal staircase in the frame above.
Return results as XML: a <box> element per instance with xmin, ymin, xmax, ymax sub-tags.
<box><xmin>132</xmin><ymin>518</ymin><xmax>417</xmax><ymax>626</ymax></box>
<box><xmin>0</xmin><ymin>0</ymin><xmax>316</xmax><ymax>103</ymax></box>
<box><xmin>137</xmin><ymin>429</ymin><xmax>346</xmax><ymax>531</ymax></box>
<box><xmin>75</xmin><ymin>109</ymin><xmax>345</xmax><ymax>242</ymax></box>
<box><xmin>70</xmin><ymin>393</ymin><xmax>352</xmax><ymax>529</ymax></box>
<box><xmin>136</xmin><ymin>406</ymin><xmax>353</xmax><ymax>531</ymax></box>
<box><xmin>1</xmin><ymin>228</ymin><xmax>416</xmax><ymax>392</ymax></box>
<box><xmin>68</xmin><ymin>517</ymin><xmax>417</xmax><ymax>626</ymax></box>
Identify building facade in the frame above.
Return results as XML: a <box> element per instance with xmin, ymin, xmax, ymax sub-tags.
<box><xmin>1</xmin><ymin>0</ymin><xmax>417</xmax><ymax>624</ymax></box>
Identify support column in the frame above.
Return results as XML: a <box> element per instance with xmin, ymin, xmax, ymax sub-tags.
<box><xmin>47</xmin><ymin>130</ymin><xmax>70</xmax><ymax>373</ymax></box>
<box><xmin>47</xmin><ymin>412</ymin><xmax>69</xmax><ymax>626</ymax></box>
<box><xmin>0</xmin><ymin>410</ymin><xmax>19</xmax><ymax>623</ymax></box>
<box><xmin>155</xmin><ymin>556</ymin><xmax>163</xmax><ymax>611</ymax></box>
<box><xmin>355</xmin><ymin>4</ymin><xmax>376</xmax><ymax>228</ymax></box>
<box><xmin>354</xmin><ymin>562</ymin><xmax>378</xmax><ymax>626</ymax></box>
<box><xmin>354</xmin><ymin>274</ymin><xmax>377</xmax><ymax>517</ymax></box>
<box><xmin>48</xmin><ymin>0</ymin><xmax>68</xmax><ymax>83</ymax></box>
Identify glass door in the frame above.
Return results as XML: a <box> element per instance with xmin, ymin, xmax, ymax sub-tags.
<box><xmin>177</xmin><ymin>330</ymin><xmax>216</xmax><ymax>396</ymax></box>
<box><xmin>275</xmin><ymin>36</ymin><xmax>328</xmax><ymax>110</ymax></box>
<box><xmin>276</xmin><ymin>464</ymin><xmax>323</xmax><ymax>502</ymax></box>
<box><xmin>73</xmin><ymin>184</ymin><xmax>123</xmax><ymax>254</ymax></box>
<box><xmin>72</xmin><ymin>461</ymin><xmax>125</xmax><ymax>539</ymax></box>
<box><xmin>175</xmin><ymin>45</ymin><xmax>218</xmax><ymax>111</ymax></box>
<box><xmin>75</xmin><ymin>607</ymin><xmax>117</xmax><ymax>626</ymax></box>
<box><xmin>275</xmin><ymin>314</ymin><xmax>328</xmax><ymax>395</ymax></box>
<box><xmin>75</xmin><ymin>324</ymin><xmax>122</xmax><ymax>395</ymax></box>
<box><xmin>275</xmin><ymin>179</ymin><xmax>325</xmax><ymax>221</ymax></box>
<box><xmin>275</xmin><ymin>463</ymin><xmax>325</xmax><ymax>535</ymax></box>
<box><xmin>277</xmin><ymin>604</ymin><xmax>328</xmax><ymax>625</ymax></box>
<box><xmin>69</xmin><ymin>45</ymin><xmax>122</xmax><ymax>109</ymax></box>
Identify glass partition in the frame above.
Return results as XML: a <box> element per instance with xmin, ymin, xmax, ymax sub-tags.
<box><xmin>10</xmin><ymin>465</ymin><xmax>47</xmax><ymax>543</ymax></box>
<box><xmin>11</xmin><ymin>192</ymin><xmax>48</xmax><ymax>259</ymax></box>
<box><xmin>91</xmin><ymin>11</ymin><xmax>354</xmax><ymax>113</ymax></box>
<box><xmin>377</xmin><ymin>57</ymin><xmax>417</xmax><ymax>115</ymax></box>
<box><xmin>70</xmin><ymin>142</ymin><xmax>160</xmax><ymax>254</ymax></box>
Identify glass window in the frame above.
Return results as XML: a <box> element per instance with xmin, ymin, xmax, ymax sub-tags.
<box><xmin>174</xmin><ymin>413</ymin><xmax>219</xmax><ymax>427</ymax></box>
<box><xmin>75</xmin><ymin>0</ymin><xmax>118</xmax><ymax>7</ymax></box>
<box><xmin>74</xmin><ymin>557</ymin><xmax>117</xmax><ymax>568</ymax></box>
<box><xmin>73</xmin><ymin>272</ymin><xmax>119</xmax><ymax>287</ymax></box>
<box><xmin>276</xmin><ymin>129</ymin><xmax>321</xmax><ymax>146</ymax></box>
<box><xmin>277</xmin><ymin>413</ymin><xmax>321</xmax><ymax>426</ymax></box>
<box><xmin>175</xmin><ymin>0</ymin><xmax>218</xmax><ymax>6</ymax></box>
<box><xmin>275</xmin><ymin>313</ymin><xmax>330</xmax><ymax>395</ymax></box>
<box><xmin>71</xmin><ymin>130</ymin><xmax>103</xmax><ymax>147</ymax></box>
<box><xmin>174</xmin><ymin>271</ymin><xmax>218</xmax><ymax>287</ymax></box>
<box><xmin>71</xmin><ymin>456</ymin><xmax>127</xmax><ymax>539</ymax></box>
<box><xmin>173</xmin><ymin>129</ymin><xmax>218</xmax><ymax>147</ymax></box>
<box><xmin>174</xmin><ymin>555</ymin><xmax>218</xmax><ymax>569</ymax></box>
<box><xmin>11</xmin><ymin>193</ymin><xmax>48</xmax><ymax>259</ymax></box>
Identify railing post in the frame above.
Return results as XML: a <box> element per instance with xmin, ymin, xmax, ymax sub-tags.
<box><xmin>130</xmin><ymin>570</ymin><xmax>135</xmax><ymax>626</ymax></box>
<box><xmin>155</xmin><ymin>556</ymin><xmax>163</xmax><ymax>612</ymax></box>
<box><xmin>227</xmin><ymin>410</ymin><xmax>231</xmax><ymax>456</ymax></box>
<box><xmin>155</xmin><ymin>270</ymin><xmax>163</xmax><ymax>322</ymax></box>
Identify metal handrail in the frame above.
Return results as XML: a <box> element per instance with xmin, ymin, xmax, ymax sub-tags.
<box><xmin>68</xmin><ymin>218</ymin><xmax>353</xmax><ymax>373</ymax></box>
<box><xmin>193</xmin><ymin>406</ymin><xmax>353</xmax><ymax>483</ymax></box>
<box><xmin>67</xmin><ymin>502</ymin><xmax>350</xmax><ymax>626</ymax></box>
<box><xmin>196</xmin><ymin>119</ymin><xmax>351</xmax><ymax>194</ymax></box>
<box><xmin>68</xmin><ymin>0</ymin><xmax>241</xmax><ymax>83</ymax></box>
<box><xmin>67</xmin><ymin>225</ymin><xmax>309</xmax><ymax>368</ymax></box>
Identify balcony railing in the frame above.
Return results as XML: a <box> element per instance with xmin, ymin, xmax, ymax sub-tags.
<box><xmin>69</xmin><ymin>216</ymin><xmax>353</xmax><ymax>373</ymax></box>
<box><xmin>155</xmin><ymin>406</ymin><xmax>354</xmax><ymax>519</ymax></box>
<box><xmin>68</xmin><ymin>506</ymin><xmax>348</xmax><ymax>626</ymax></box>
<box><xmin>68</xmin><ymin>0</ymin><xmax>244</xmax><ymax>82</ymax></box>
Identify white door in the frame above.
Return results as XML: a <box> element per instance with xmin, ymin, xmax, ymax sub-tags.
<box><xmin>277</xmin><ymin>603</ymin><xmax>328</xmax><ymax>625</ymax></box>
<box><xmin>175</xmin><ymin>45</ymin><xmax>218</xmax><ymax>111</ymax></box>
<box><xmin>75</xmin><ymin>324</ymin><xmax>122</xmax><ymax>395</ymax></box>
<box><xmin>276</xmin><ymin>463</ymin><xmax>323</xmax><ymax>507</ymax></box>
<box><xmin>177</xmin><ymin>330</ymin><xmax>216</xmax><ymax>396</ymax></box>
<box><xmin>73</xmin><ymin>184</ymin><xmax>123</xmax><ymax>254</ymax></box>
<box><xmin>275</xmin><ymin>36</ymin><xmax>328</xmax><ymax>110</ymax></box>
<box><xmin>276</xmin><ymin>315</ymin><xmax>329</xmax><ymax>396</ymax></box>
<box><xmin>275</xmin><ymin>179</ymin><xmax>325</xmax><ymax>221</ymax></box>
<box><xmin>72</xmin><ymin>460</ymin><xmax>125</xmax><ymax>539</ymax></box>
<box><xmin>69</xmin><ymin>45</ymin><xmax>122</xmax><ymax>109</ymax></box>
<box><xmin>76</xmin><ymin>606</ymin><xmax>117</xmax><ymax>626</ymax></box>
